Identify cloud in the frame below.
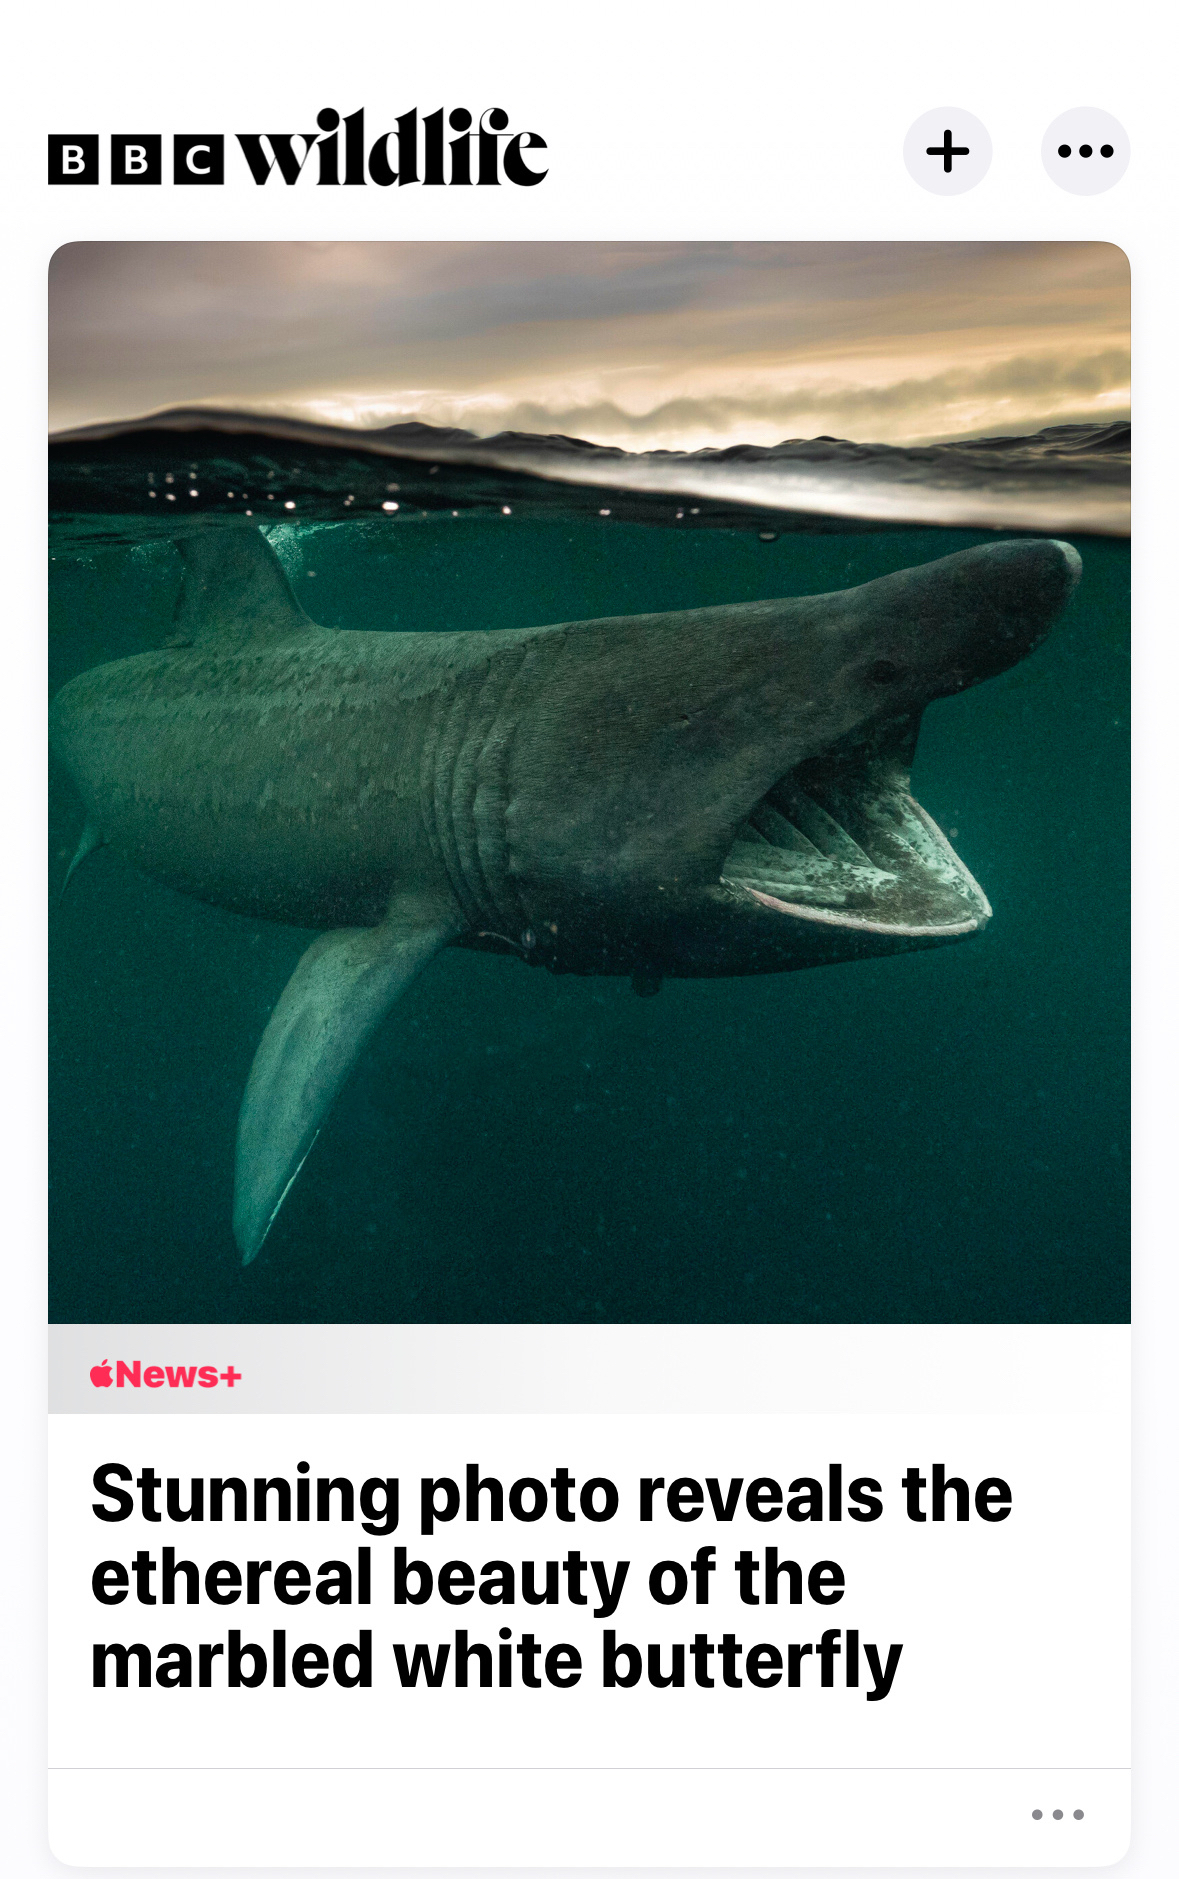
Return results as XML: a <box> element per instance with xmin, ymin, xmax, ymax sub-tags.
<box><xmin>290</xmin><ymin>346</ymin><xmax>1130</xmax><ymax>452</ymax></box>
<box><xmin>49</xmin><ymin>241</ymin><xmax>1129</xmax><ymax>447</ymax></box>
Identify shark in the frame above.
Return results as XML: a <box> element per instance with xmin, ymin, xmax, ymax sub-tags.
<box><xmin>49</xmin><ymin>524</ymin><xmax>1081</xmax><ymax>1264</ymax></box>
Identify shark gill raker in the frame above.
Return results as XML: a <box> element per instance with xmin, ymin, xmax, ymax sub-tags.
<box><xmin>50</xmin><ymin>524</ymin><xmax>1081</xmax><ymax>1263</ymax></box>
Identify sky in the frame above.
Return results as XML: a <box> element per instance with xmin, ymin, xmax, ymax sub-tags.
<box><xmin>48</xmin><ymin>241</ymin><xmax>1129</xmax><ymax>450</ymax></box>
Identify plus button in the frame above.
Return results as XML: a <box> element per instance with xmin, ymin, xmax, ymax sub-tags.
<box><xmin>927</xmin><ymin>129</ymin><xmax>970</xmax><ymax>173</ymax></box>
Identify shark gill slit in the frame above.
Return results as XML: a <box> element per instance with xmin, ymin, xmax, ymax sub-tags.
<box><xmin>416</xmin><ymin>687</ymin><xmax>446</xmax><ymax>902</ymax></box>
<box><xmin>453</xmin><ymin>648</ymin><xmax>525</xmax><ymax>928</ymax></box>
<box><xmin>448</xmin><ymin>658</ymin><xmax>498</xmax><ymax>917</ymax></box>
<box><xmin>474</xmin><ymin>642</ymin><xmax>536</xmax><ymax>939</ymax></box>
<box><xmin>433</xmin><ymin>677</ymin><xmax>482</xmax><ymax>925</ymax></box>
<box><xmin>419</xmin><ymin>681</ymin><xmax>476</xmax><ymax>927</ymax></box>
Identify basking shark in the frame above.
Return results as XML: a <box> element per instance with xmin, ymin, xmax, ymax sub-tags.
<box><xmin>50</xmin><ymin>525</ymin><xmax>1080</xmax><ymax>1263</ymax></box>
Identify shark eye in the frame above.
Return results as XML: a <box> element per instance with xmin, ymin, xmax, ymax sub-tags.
<box><xmin>868</xmin><ymin>659</ymin><xmax>905</xmax><ymax>685</ymax></box>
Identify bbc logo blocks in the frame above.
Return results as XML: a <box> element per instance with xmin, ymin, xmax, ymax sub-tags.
<box><xmin>48</xmin><ymin>134</ymin><xmax>224</xmax><ymax>184</ymax></box>
<box><xmin>48</xmin><ymin>135</ymin><xmax>98</xmax><ymax>184</ymax></box>
<box><xmin>112</xmin><ymin>136</ymin><xmax>162</xmax><ymax>186</ymax></box>
<box><xmin>173</xmin><ymin>135</ymin><xmax>224</xmax><ymax>184</ymax></box>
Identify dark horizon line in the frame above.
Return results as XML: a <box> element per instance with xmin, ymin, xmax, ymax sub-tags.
<box><xmin>49</xmin><ymin>402</ymin><xmax>1131</xmax><ymax>457</ymax></box>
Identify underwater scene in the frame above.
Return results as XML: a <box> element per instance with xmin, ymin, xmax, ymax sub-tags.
<box><xmin>49</xmin><ymin>417</ymin><xmax>1129</xmax><ymax>1325</ymax></box>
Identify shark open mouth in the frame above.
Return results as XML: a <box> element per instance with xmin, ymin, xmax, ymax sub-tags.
<box><xmin>721</xmin><ymin>743</ymin><xmax>991</xmax><ymax>938</ymax></box>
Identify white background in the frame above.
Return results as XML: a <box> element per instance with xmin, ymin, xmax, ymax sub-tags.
<box><xmin>6</xmin><ymin>0</ymin><xmax>1176</xmax><ymax>1872</ymax></box>
<box><xmin>49</xmin><ymin>1408</ymin><xmax>1129</xmax><ymax>1775</ymax></box>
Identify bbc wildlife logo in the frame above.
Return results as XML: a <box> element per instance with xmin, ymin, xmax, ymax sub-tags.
<box><xmin>48</xmin><ymin>110</ymin><xmax>549</xmax><ymax>188</ymax></box>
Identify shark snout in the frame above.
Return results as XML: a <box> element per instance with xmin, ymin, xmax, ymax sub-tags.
<box><xmin>866</xmin><ymin>537</ymin><xmax>1082</xmax><ymax>701</ymax></box>
<box><xmin>955</xmin><ymin>537</ymin><xmax>1081</xmax><ymax>682</ymax></box>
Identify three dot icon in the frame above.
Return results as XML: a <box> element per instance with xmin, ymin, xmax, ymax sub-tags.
<box><xmin>1031</xmin><ymin>1808</ymin><xmax>1085</xmax><ymax>1821</ymax></box>
<box><xmin>1042</xmin><ymin>109</ymin><xmax>1129</xmax><ymax>193</ymax></box>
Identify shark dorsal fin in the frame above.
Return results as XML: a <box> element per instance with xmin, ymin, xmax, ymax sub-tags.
<box><xmin>172</xmin><ymin>523</ymin><xmax>320</xmax><ymax>650</ymax></box>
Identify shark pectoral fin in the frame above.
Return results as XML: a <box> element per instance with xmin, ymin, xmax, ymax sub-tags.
<box><xmin>173</xmin><ymin>522</ymin><xmax>322</xmax><ymax>650</ymax></box>
<box><xmin>233</xmin><ymin>906</ymin><xmax>460</xmax><ymax>1265</ymax></box>
<box><xmin>61</xmin><ymin>819</ymin><xmax>105</xmax><ymax>898</ymax></box>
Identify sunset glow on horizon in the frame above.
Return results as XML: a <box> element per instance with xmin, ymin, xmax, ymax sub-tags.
<box><xmin>50</xmin><ymin>240</ymin><xmax>1129</xmax><ymax>450</ymax></box>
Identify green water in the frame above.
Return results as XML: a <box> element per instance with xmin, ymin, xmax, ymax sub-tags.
<box><xmin>48</xmin><ymin>515</ymin><xmax>1129</xmax><ymax>1324</ymax></box>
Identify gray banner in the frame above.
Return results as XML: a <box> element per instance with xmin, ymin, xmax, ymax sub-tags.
<box><xmin>49</xmin><ymin>1322</ymin><xmax>1127</xmax><ymax>1414</ymax></box>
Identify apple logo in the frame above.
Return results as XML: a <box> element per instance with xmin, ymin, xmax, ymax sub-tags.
<box><xmin>90</xmin><ymin>1360</ymin><xmax>113</xmax><ymax>1388</ymax></box>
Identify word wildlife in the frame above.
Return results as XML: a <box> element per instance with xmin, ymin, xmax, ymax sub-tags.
<box><xmin>237</xmin><ymin>107</ymin><xmax>548</xmax><ymax>187</ymax></box>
